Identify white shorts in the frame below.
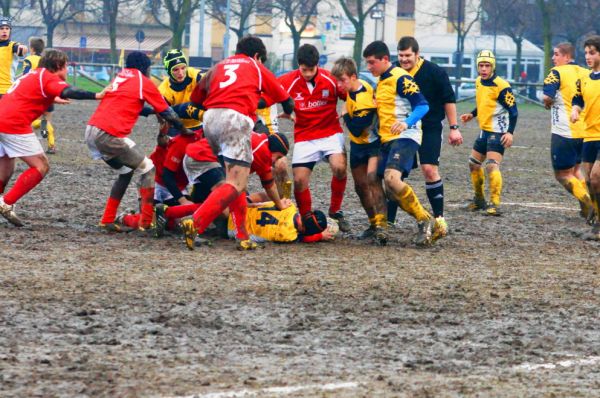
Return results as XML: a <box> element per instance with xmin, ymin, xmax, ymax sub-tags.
<box><xmin>292</xmin><ymin>133</ymin><xmax>346</xmax><ymax>165</ymax></box>
<box><xmin>203</xmin><ymin>108</ymin><xmax>254</xmax><ymax>166</ymax></box>
<box><xmin>183</xmin><ymin>154</ymin><xmax>221</xmax><ymax>183</ymax></box>
<box><xmin>0</xmin><ymin>132</ymin><xmax>44</xmax><ymax>158</ymax></box>
<box><xmin>154</xmin><ymin>182</ymin><xmax>189</xmax><ymax>203</ymax></box>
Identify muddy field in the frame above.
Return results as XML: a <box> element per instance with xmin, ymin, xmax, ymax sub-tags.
<box><xmin>1</xmin><ymin>100</ymin><xmax>599</xmax><ymax>397</ymax></box>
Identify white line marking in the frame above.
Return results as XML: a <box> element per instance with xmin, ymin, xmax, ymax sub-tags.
<box><xmin>514</xmin><ymin>356</ymin><xmax>600</xmax><ymax>371</ymax></box>
<box><xmin>448</xmin><ymin>202</ymin><xmax>578</xmax><ymax>211</ymax></box>
<box><xmin>166</xmin><ymin>381</ymin><xmax>359</xmax><ymax>398</ymax></box>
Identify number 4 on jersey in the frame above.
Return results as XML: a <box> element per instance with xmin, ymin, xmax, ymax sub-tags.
<box><xmin>256</xmin><ymin>211</ymin><xmax>278</xmax><ymax>227</ymax></box>
<box><xmin>219</xmin><ymin>64</ymin><xmax>240</xmax><ymax>89</ymax></box>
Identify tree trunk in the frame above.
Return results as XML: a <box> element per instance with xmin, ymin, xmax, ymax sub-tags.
<box><xmin>2</xmin><ymin>1</ymin><xmax>10</xmax><ymax>17</ymax></box>
<box><xmin>170</xmin><ymin>0</ymin><xmax>192</xmax><ymax>49</ymax></box>
<box><xmin>109</xmin><ymin>13</ymin><xmax>118</xmax><ymax>64</ymax></box>
<box><xmin>537</xmin><ymin>0</ymin><xmax>552</xmax><ymax>75</ymax></box>
<box><xmin>514</xmin><ymin>37</ymin><xmax>522</xmax><ymax>80</ymax></box>
<box><xmin>291</xmin><ymin>32</ymin><xmax>301</xmax><ymax>69</ymax></box>
<box><xmin>353</xmin><ymin>23</ymin><xmax>364</xmax><ymax>68</ymax></box>
<box><xmin>46</xmin><ymin>24</ymin><xmax>55</xmax><ymax>48</ymax></box>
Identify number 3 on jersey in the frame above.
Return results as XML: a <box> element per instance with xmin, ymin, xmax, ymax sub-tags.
<box><xmin>219</xmin><ymin>64</ymin><xmax>240</xmax><ymax>89</ymax></box>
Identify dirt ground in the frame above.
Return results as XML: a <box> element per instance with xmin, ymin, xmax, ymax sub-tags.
<box><xmin>1</xmin><ymin>100</ymin><xmax>599</xmax><ymax>397</ymax></box>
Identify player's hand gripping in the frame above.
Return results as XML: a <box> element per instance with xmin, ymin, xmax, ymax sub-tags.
<box><xmin>460</xmin><ymin>113</ymin><xmax>474</xmax><ymax>123</ymax></box>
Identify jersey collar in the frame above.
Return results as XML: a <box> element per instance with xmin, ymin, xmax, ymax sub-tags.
<box><xmin>380</xmin><ymin>65</ymin><xmax>396</xmax><ymax>80</ymax></box>
<box><xmin>480</xmin><ymin>73</ymin><xmax>498</xmax><ymax>86</ymax></box>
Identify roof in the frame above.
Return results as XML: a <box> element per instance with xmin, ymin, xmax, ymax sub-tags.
<box><xmin>52</xmin><ymin>23</ymin><xmax>172</xmax><ymax>52</ymax></box>
<box><xmin>409</xmin><ymin>34</ymin><xmax>544</xmax><ymax>58</ymax></box>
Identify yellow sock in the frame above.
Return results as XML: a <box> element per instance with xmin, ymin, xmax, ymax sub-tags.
<box><xmin>470</xmin><ymin>168</ymin><xmax>485</xmax><ymax>199</ymax></box>
<box><xmin>565</xmin><ymin>177</ymin><xmax>593</xmax><ymax>208</ymax></box>
<box><xmin>47</xmin><ymin>122</ymin><xmax>55</xmax><ymax>148</ymax></box>
<box><xmin>32</xmin><ymin>119</ymin><xmax>42</xmax><ymax>129</ymax></box>
<box><xmin>395</xmin><ymin>185</ymin><xmax>431</xmax><ymax>222</ymax></box>
<box><xmin>488</xmin><ymin>169</ymin><xmax>503</xmax><ymax>206</ymax></box>
<box><xmin>372</xmin><ymin>213</ymin><xmax>387</xmax><ymax>227</ymax></box>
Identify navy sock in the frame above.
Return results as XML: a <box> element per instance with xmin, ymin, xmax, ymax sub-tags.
<box><xmin>426</xmin><ymin>179</ymin><xmax>444</xmax><ymax>218</ymax></box>
<box><xmin>387</xmin><ymin>200</ymin><xmax>398</xmax><ymax>223</ymax></box>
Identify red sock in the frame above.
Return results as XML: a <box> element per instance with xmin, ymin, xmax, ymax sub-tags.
<box><xmin>167</xmin><ymin>219</ymin><xmax>176</xmax><ymax>230</ymax></box>
<box><xmin>229</xmin><ymin>191</ymin><xmax>248</xmax><ymax>240</ymax></box>
<box><xmin>165</xmin><ymin>203</ymin><xmax>201</xmax><ymax>219</ymax></box>
<box><xmin>329</xmin><ymin>176</ymin><xmax>347</xmax><ymax>214</ymax></box>
<box><xmin>3</xmin><ymin>168</ymin><xmax>44</xmax><ymax>205</ymax></box>
<box><xmin>101</xmin><ymin>197</ymin><xmax>120</xmax><ymax>224</ymax></box>
<box><xmin>121</xmin><ymin>213</ymin><xmax>140</xmax><ymax>228</ymax></box>
<box><xmin>0</xmin><ymin>179</ymin><xmax>5</xmax><ymax>194</ymax></box>
<box><xmin>139</xmin><ymin>187</ymin><xmax>154</xmax><ymax>228</ymax></box>
<box><xmin>192</xmin><ymin>183</ymin><xmax>238</xmax><ymax>233</ymax></box>
<box><xmin>294</xmin><ymin>188</ymin><xmax>312</xmax><ymax>217</ymax></box>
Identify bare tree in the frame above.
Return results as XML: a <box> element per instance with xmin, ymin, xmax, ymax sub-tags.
<box><xmin>1</xmin><ymin>0</ymin><xmax>12</xmax><ymax>17</ymax></box>
<box><xmin>38</xmin><ymin>0</ymin><xmax>86</xmax><ymax>47</ymax></box>
<box><xmin>151</xmin><ymin>0</ymin><xmax>200</xmax><ymax>48</ymax></box>
<box><xmin>552</xmin><ymin>0</ymin><xmax>599</xmax><ymax>61</ymax></box>
<box><xmin>272</xmin><ymin>0</ymin><xmax>319</xmax><ymax>69</ymax></box>
<box><xmin>206</xmin><ymin>0</ymin><xmax>275</xmax><ymax>40</ymax></box>
<box><xmin>338</xmin><ymin>0</ymin><xmax>381</xmax><ymax>67</ymax></box>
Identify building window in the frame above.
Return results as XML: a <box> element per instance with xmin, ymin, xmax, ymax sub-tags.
<box><xmin>431</xmin><ymin>56</ymin><xmax>450</xmax><ymax>65</ymax></box>
<box><xmin>397</xmin><ymin>0</ymin><xmax>415</xmax><ymax>18</ymax></box>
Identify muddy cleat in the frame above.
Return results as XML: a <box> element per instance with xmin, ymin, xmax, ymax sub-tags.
<box><xmin>485</xmin><ymin>205</ymin><xmax>502</xmax><ymax>216</ymax></box>
<box><xmin>432</xmin><ymin>216</ymin><xmax>448</xmax><ymax>242</ymax></box>
<box><xmin>414</xmin><ymin>218</ymin><xmax>433</xmax><ymax>247</ymax></box>
<box><xmin>45</xmin><ymin>146</ymin><xmax>56</xmax><ymax>155</ymax></box>
<box><xmin>0</xmin><ymin>197</ymin><xmax>24</xmax><ymax>227</ymax></box>
<box><xmin>357</xmin><ymin>224</ymin><xmax>376</xmax><ymax>240</ymax></box>
<box><xmin>180</xmin><ymin>217</ymin><xmax>197</xmax><ymax>251</ymax></box>
<box><xmin>236</xmin><ymin>238</ymin><xmax>258</xmax><ymax>251</ymax></box>
<box><xmin>373</xmin><ymin>225</ymin><xmax>388</xmax><ymax>246</ymax></box>
<box><xmin>98</xmin><ymin>222</ymin><xmax>130</xmax><ymax>233</ymax></box>
<box><xmin>467</xmin><ymin>197</ymin><xmax>487</xmax><ymax>211</ymax></box>
<box><xmin>154</xmin><ymin>204</ymin><xmax>168</xmax><ymax>238</ymax></box>
<box><xmin>329</xmin><ymin>211</ymin><xmax>351</xmax><ymax>233</ymax></box>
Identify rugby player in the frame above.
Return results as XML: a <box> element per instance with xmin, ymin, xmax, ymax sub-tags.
<box><xmin>330</xmin><ymin>56</ymin><xmax>387</xmax><ymax>245</ymax></box>
<box><xmin>543</xmin><ymin>42</ymin><xmax>594</xmax><ymax>221</ymax></box>
<box><xmin>388</xmin><ymin>36</ymin><xmax>463</xmax><ymax>237</ymax></box>
<box><xmin>0</xmin><ymin>49</ymin><xmax>104</xmax><ymax>226</ymax></box>
<box><xmin>185</xmin><ymin>35</ymin><xmax>294</xmax><ymax>251</ymax></box>
<box><xmin>278</xmin><ymin>44</ymin><xmax>350</xmax><ymax>232</ymax></box>
<box><xmin>0</xmin><ymin>16</ymin><xmax>27</xmax><ymax>98</ymax></box>
<box><xmin>23</xmin><ymin>37</ymin><xmax>58</xmax><ymax>154</ymax></box>
<box><xmin>571</xmin><ymin>35</ymin><xmax>600</xmax><ymax>239</ymax></box>
<box><xmin>461</xmin><ymin>50</ymin><xmax>518</xmax><ymax>216</ymax></box>
<box><xmin>85</xmin><ymin>51</ymin><xmax>189</xmax><ymax>232</ymax></box>
<box><xmin>362</xmin><ymin>41</ymin><xmax>440</xmax><ymax>246</ymax></box>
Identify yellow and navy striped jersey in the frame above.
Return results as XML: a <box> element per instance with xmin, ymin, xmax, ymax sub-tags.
<box><xmin>228</xmin><ymin>201</ymin><xmax>299</xmax><ymax>243</ymax></box>
<box><xmin>474</xmin><ymin>74</ymin><xmax>518</xmax><ymax>133</ymax></box>
<box><xmin>375</xmin><ymin>65</ymin><xmax>428</xmax><ymax>144</ymax></box>
<box><xmin>543</xmin><ymin>63</ymin><xmax>587</xmax><ymax>138</ymax></box>
<box><xmin>0</xmin><ymin>41</ymin><xmax>18</xmax><ymax>94</ymax></box>
<box><xmin>158</xmin><ymin>66</ymin><xmax>203</xmax><ymax>129</ymax></box>
<box><xmin>256</xmin><ymin>104</ymin><xmax>279</xmax><ymax>134</ymax></box>
<box><xmin>22</xmin><ymin>54</ymin><xmax>41</xmax><ymax>74</ymax></box>
<box><xmin>343</xmin><ymin>79</ymin><xmax>379</xmax><ymax>145</ymax></box>
<box><xmin>573</xmin><ymin>71</ymin><xmax>600</xmax><ymax>142</ymax></box>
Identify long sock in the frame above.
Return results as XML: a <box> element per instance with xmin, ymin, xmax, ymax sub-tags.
<box><xmin>47</xmin><ymin>122</ymin><xmax>55</xmax><ymax>148</ymax></box>
<box><xmin>488</xmin><ymin>169</ymin><xmax>503</xmax><ymax>206</ymax></box>
<box><xmin>229</xmin><ymin>191</ymin><xmax>249</xmax><ymax>240</ymax></box>
<box><xmin>121</xmin><ymin>213</ymin><xmax>140</xmax><ymax>228</ymax></box>
<box><xmin>101</xmin><ymin>197</ymin><xmax>121</xmax><ymax>224</ymax></box>
<box><xmin>139</xmin><ymin>187</ymin><xmax>155</xmax><ymax>228</ymax></box>
<box><xmin>387</xmin><ymin>200</ymin><xmax>398</xmax><ymax>223</ymax></box>
<box><xmin>3</xmin><ymin>168</ymin><xmax>44</xmax><ymax>205</ymax></box>
<box><xmin>294</xmin><ymin>188</ymin><xmax>312</xmax><ymax>217</ymax></box>
<box><xmin>0</xmin><ymin>179</ymin><xmax>5</xmax><ymax>195</ymax></box>
<box><xmin>329</xmin><ymin>176</ymin><xmax>347</xmax><ymax>215</ymax></box>
<box><xmin>31</xmin><ymin>119</ymin><xmax>42</xmax><ymax>129</ymax></box>
<box><xmin>470</xmin><ymin>168</ymin><xmax>485</xmax><ymax>199</ymax></box>
<box><xmin>372</xmin><ymin>213</ymin><xmax>387</xmax><ymax>228</ymax></box>
<box><xmin>425</xmin><ymin>179</ymin><xmax>444</xmax><ymax>218</ymax></box>
<box><xmin>165</xmin><ymin>203</ymin><xmax>202</xmax><ymax>219</ymax></box>
<box><xmin>395</xmin><ymin>184</ymin><xmax>431</xmax><ymax>222</ymax></box>
<box><xmin>564</xmin><ymin>177</ymin><xmax>593</xmax><ymax>208</ymax></box>
<box><xmin>192</xmin><ymin>183</ymin><xmax>238</xmax><ymax>234</ymax></box>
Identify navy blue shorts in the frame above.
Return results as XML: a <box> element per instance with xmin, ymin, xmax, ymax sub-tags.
<box><xmin>418</xmin><ymin>124</ymin><xmax>443</xmax><ymax>165</ymax></box>
<box><xmin>473</xmin><ymin>131</ymin><xmax>506</xmax><ymax>156</ymax></box>
<box><xmin>350</xmin><ymin>140</ymin><xmax>380</xmax><ymax>169</ymax></box>
<box><xmin>190</xmin><ymin>167</ymin><xmax>225</xmax><ymax>203</ymax></box>
<box><xmin>582</xmin><ymin>140</ymin><xmax>600</xmax><ymax>164</ymax></box>
<box><xmin>551</xmin><ymin>135</ymin><xmax>583</xmax><ymax>170</ymax></box>
<box><xmin>377</xmin><ymin>138</ymin><xmax>420</xmax><ymax>177</ymax></box>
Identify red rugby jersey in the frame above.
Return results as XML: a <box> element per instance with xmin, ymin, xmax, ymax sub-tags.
<box><xmin>250</xmin><ymin>132</ymin><xmax>272</xmax><ymax>182</ymax></box>
<box><xmin>278</xmin><ymin>68</ymin><xmax>344</xmax><ymax>142</ymax></box>
<box><xmin>88</xmin><ymin>68</ymin><xmax>169</xmax><ymax>138</ymax></box>
<box><xmin>0</xmin><ymin>68</ymin><xmax>68</xmax><ymax>134</ymax></box>
<box><xmin>190</xmin><ymin>54</ymin><xmax>288</xmax><ymax>119</ymax></box>
<box><xmin>163</xmin><ymin>132</ymin><xmax>202</xmax><ymax>189</ymax></box>
<box><xmin>149</xmin><ymin>145</ymin><xmax>167</xmax><ymax>186</ymax></box>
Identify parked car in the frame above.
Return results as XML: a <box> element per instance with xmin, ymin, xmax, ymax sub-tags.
<box><xmin>456</xmin><ymin>82</ymin><xmax>476</xmax><ymax>100</ymax></box>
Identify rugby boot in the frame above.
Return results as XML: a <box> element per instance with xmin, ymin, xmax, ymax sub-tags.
<box><xmin>329</xmin><ymin>210</ymin><xmax>351</xmax><ymax>233</ymax></box>
<box><xmin>485</xmin><ymin>204</ymin><xmax>502</xmax><ymax>216</ymax></box>
<box><xmin>373</xmin><ymin>225</ymin><xmax>388</xmax><ymax>246</ymax></box>
<box><xmin>46</xmin><ymin>146</ymin><xmax>56</xmax><ymax>155</ymax></box>
<box><xmin>357</xmin><ymin>224</ymin><xmax>376</xmax><ymax>240</ymax></box>
<box><xmin>467</xmin><ymin>196</ymin><xmax>487</xmax><ymax>211</ymax></box>
<box><xmin>98</xmin><ymin>222</ymin><xmax>130</xmax><ymax>233</ymax></box>
<box><xmin>40</xmin><ymin>118</ymin><xmax>49</xmax><ymax>138</ymax></box>
<box><xmin>154</xmin><ymin>204</ymin><xmax>168</xmax><ymax>238</ymax></box>
<box><xmin>0</xmin><ymin>197</ymin><xmax>24</xmax><ymax>227</ymax></box>
<box><xmin>180</xmin><ymin>217</ymin><xmax>197</xmax><ymax>251</ymax></box>
<box><xmin>432</xmin><ymin>216</ymin><xmax>448</xmax><ymax>242</ymax></box>
<box><xmin>236</xmin><ymin>238</ymin><xmax>258</xmax><ymax>251</ymax></box>
<box><xmin>592</xmin><ymin>223</ymin><xmax>600</xmax><ymax>241</ymax></box>
<box><xmin>414</xmin><ymin>218</ymin><xmax>433</xmax><ymax>247</ymax></box>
